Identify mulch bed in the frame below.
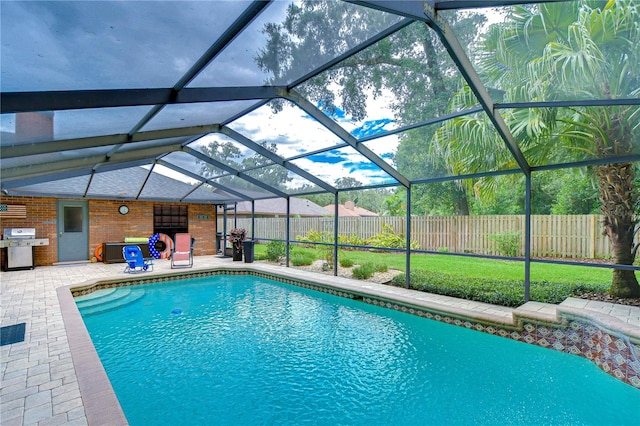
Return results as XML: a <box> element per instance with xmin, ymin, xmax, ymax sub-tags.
<box><xmin>575</xmin><ymin>292</ymin><xmax>640</xmax><ymax>307</ymax></box>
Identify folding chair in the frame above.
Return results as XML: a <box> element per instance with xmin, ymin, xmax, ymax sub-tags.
<box><xmin>171</xmin><ymin>233</ymin><xmax>194</xmax><ymax>268</ymax></box>
<box><xmin>123</xmin><ymin>245</ymin><xmax>154</xmax><ymax>273</ymax></box>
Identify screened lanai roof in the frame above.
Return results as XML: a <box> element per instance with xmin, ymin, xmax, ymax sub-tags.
<box><xmin>1</xmin><ymin>0</ymin><xmax>638</xmax><ymax>204</ymax></box>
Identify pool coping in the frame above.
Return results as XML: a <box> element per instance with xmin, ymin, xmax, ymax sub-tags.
<box><xmin>58</xmin><ymin>263</ymin><xmax>640</xmax><ymax>424</ymax></box>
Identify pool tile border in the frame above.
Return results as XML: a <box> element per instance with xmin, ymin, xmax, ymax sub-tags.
<box><xmin>359</xmin><ymin>298</ymin><xmax>640</xmax><ymax>388</ymax></box>
<box><xmin>64</xmin><ymin>266</ymin><xmax>640</xmax><ymax>424</ymax></box>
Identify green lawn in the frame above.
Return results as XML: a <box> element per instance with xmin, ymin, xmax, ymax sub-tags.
<box><xmin>255</xmin><ymin>243</ymin><xmax>610</xmax><ymax>286</ymax></box>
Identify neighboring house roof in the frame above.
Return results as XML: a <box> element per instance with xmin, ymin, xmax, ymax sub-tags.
<box><xmin>232</xmin><ymin>197</ymin><xmax>328</xmax><ymax>217</ymax></box>
<box><xmin>323</xmin><ymin>201</ymin><xmax>378</xmax><ymax>217</ymax></box>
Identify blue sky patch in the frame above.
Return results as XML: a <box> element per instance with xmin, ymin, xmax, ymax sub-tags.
<box><xmin>351</xmin><ymin>118</ymin><xmax>395</xmax><ymax>138</ymax></box>
<box><xmin>305</xmin><ymin>150</ymin><xmax>347</xmax><ymax>164</ymax></box>
<box><xmin>345</xmin><ymin>161</ymin><xmax>383</xmax><ymax>173</ymax></box>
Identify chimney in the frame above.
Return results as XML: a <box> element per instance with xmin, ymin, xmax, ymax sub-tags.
<box><xmin>345</xmin><ymin>200</ymin><xmax>355</xmax><ymax>210</ymax></box>
<box><xmin>15</xmin><ymin>112</ymin><xmax>54</xmax><ymax>143</ymax></box>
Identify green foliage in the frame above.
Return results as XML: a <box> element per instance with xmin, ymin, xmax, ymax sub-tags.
<box><xmin>366</xmin><ymin>231</ymin><xmax>404</xmax><ymax>248</ymax></box>
<box><xmin>381</xmin><ymin>191</ymin><xmax>406</xmax><ymax>216</ymax></box>
<box><xmin>353</xmin><ymin>188</ymin><xmax>394</xmax><ymax>215</ymax></box>
<box><xmin>339</xmin><ymin>257</ymin><xmax>355</xmax><ymax>267</ymax></box>
<box><xmin>256</xmin><ymin>2</ymin><xmax>487</xmax><ymax>217</ymax></box>
<box><xmin>320</xmin><ymin>245</ymin><xmax>335</xmax><ymax>269</ymax></box>
<box><xmin>410</xmin><ymin>180</ymin><xmax>470</xmax><ymax>216</ymax></box>
<box><xmin>198</xmin><ymin>141</ymin><xmax>291</xmax><ymax>190</ymax></box>
<box><xmin>366</xmin><ymin>222</ymin><xmax>420</xmax><ymax>250</ymax></box>
<box><xmin>265</xmin><ymin>241</ymin><xmax>286</xmax><ymax>262</ymax></box>
<box><xmin>296</xmin><ymin>225</ymin><xmax>418</xmax><ymax>251</ymax></box>
<box><xmin>352</xmin><ymin>262</ymin><xmax>376</xmax><ymax>280</ymax></box>
<box><xmin>465</xmin><ymin>173</ymin><xmax>593</xmax><ymax>216</ymax></box>
<box><xmin>396</xmin><ymin>130</ymin><xmax>471</xmax><ymax>216</ymax></box>
<box><xmin>295</xmin><ymin>229</ymin><xmax>333</xmax><ymax>246</ymax></box>
<box><xmin>338</xmin><ymin>234</ymin><xmax>367</xmax><ymax>247</ymax></box>
<box><xmin>291</xmin><ymin>251</ymin><xmax>316</xmax><ymax>266</ymax></box>
<box><xmin>391</xmin><ymin>270</ymin><xmax>608</xmax><ymax>307</ymax></box>
<box><xmin>351</xmin><ymin>262</ymin><xmax>387</xmax><ymax>279</ymax></box>
<box><xmin>469</xmin><ymin>176</ymin><xmax>527</xmax><ymax>215</ymax></box>
<box><xmin>254</xmin><ymin>244</ymin><xmax>611</xmax><ymax>286</ymax></box>
<box><xmin>297</xmin><ymin>191</ymin><xmax>334</xmax><ymax>210</ymax></box>
<box><xmin>335</xmin><ymin>177</ymin><xmax>361</xmax><ymax>189</ymax></box>
<box><xmin>256</xmin><ymin>1</ymin><xmax>486</xmax><ymax>122</ymax></box>
<box><xmin>297</xmin><ymin>184</ymin><xmax>392</xmax><ymax>216</ymax></box>
<box><xmin>374</xmin><ymin>263</ymin><xmax>388</xmax><ymax>273</ymax></box>
<box><xmin>489</xmin><ymin>231</ymin><xmax>521</xmax><ymax>257</ymax></box>
<box><xmin>455</xmin><ymin>1</ymin><xmax>640</xmax><ymax>294</ymax></box>
<box><xmin>551</xmin><ymin>172</ymin><xmax>599</xmax><ymax>214</ymax></box>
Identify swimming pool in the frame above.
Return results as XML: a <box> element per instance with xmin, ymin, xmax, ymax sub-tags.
<box><xmin>78</xmin><ymin>274</ymin><xmax>640</xmax><ymax>425</ymax></box>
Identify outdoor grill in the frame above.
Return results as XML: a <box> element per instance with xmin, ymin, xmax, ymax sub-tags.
<box><xmin>1</xmin><ymin>228</ymin><xmax>49</xmax><ymax>271</ymax></box>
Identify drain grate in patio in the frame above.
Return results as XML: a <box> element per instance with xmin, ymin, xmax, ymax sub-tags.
<box><xmin>1</xmin><ymin>322</ymin><xmax>26</xmax><ymax>346</ymax></box>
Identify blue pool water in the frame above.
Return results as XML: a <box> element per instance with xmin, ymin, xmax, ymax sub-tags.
<box><xmin>78</xmin><ymin>275</ymin><xmax>640</xmax><ymax>425</ymax></box>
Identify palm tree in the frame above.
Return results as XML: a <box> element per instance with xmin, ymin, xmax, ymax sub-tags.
<box><xmin>434</xmin><ymin>0</ymin><xmax>640</xmax><ymax>297</ymax></box>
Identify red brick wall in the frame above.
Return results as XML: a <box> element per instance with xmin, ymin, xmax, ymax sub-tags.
<box><xmin>1</xmin><ymin>196</ymin><xmax>217</xmax><ymax>267</ymax></box>
<box><xmin>89</xmin><ymin>200</ymin><xmax>154</xmax><ymax>253</ymax></box>
<box><xmin>186</xmin><ymin>204</ymin><xmax>217</xmax><ymax>256</ymax></box>
<box><xmin>0</xmin><ymin>196</ymin><xmax>58</xmax><ymax>266</ymax></box>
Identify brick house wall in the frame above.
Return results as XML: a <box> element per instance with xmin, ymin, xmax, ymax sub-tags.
<box><xmin>0</xmin><ymin>196</ymin><xmax>217</xmax><ymax>267</ymax></box>
<box><xmin>0</xmin><ymin>196</ymin><xmax>58</xmax><ymax>266</ymax></box>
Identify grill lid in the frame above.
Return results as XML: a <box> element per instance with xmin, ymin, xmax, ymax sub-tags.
<box><xmin>3</xmin><ymin>228</ymin><xmax>37</xmax><ymax>239</ymax></box>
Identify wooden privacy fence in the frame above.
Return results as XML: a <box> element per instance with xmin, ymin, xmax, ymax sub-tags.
<box><xmin>220</xmin><ymin>215</ymin><xmax>633</xmax><ymax>259</ymax></box>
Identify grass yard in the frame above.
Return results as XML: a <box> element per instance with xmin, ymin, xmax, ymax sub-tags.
<box><xmin>254</xmin><ymin>243</ymin><xmax>614</xmax><ymax>306</ymax></box>
<box><xmin>255</xmin><ymin>243</ymin><xmax>610</xmax><ymax>286</ymax></box>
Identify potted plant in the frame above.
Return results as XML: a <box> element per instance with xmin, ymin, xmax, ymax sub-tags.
<box><xmin>229</xmin><ymin>228</ymin><xmax>246</xmax><ymax>261</ymax></box>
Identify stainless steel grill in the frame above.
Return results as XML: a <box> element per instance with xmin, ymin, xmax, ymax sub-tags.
<box><xmin>2</xmin><ymin>228</ymin><xmax>49</xmax><ymax>270</ymax></box>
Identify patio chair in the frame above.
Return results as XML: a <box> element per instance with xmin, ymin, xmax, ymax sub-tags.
<box><xmin>171</xmin><ymin>233</ymin><xmax>194</xmax><ymax>268</ymax></box>
<box><xmin>123</xmin><ymin>245</ymin><xmax>154</xmax><ymax>273</ymax></box>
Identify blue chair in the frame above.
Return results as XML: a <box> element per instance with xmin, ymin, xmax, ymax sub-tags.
<box><xmin>123</xmin><ymin>245</ymin><xmax>154</xmax><ymax>273</ymax></box>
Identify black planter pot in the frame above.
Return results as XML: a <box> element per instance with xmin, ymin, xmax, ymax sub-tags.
<box><xmin>232</xmin><ymin>247</ymin><xmax>243</xmax><ymax>261</ymax></box>
<box><xmin>242</xmin><ymin>240</ymin><xmax>254</xmax><ymax>263</ymax></box>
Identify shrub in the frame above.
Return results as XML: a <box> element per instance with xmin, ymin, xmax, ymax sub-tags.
<box><xmin>265</xmin><ymin>241</ymin><xmax>285</xmax><ymax>262</ymax></box>
<box><xmin>366</xmin><ymin>222</ymin><xmax>420</xmax><ymax>250</ymax></box>
<box><xmin>390</xmin><ymin>269</ymin><xmax>608</xmax><ymax>307</ymax></box>
<box><xmin>340</xmin><ymin>257</ymin><xmax>355</xmax><ymax>267</ymax></box>
<box><xmin>374</xmin><ymin>263</ymin><xmax>388</xmax><ymax>273</ymax></box>
<box><xmin>338</xmin><ymin>234</ymin><xmax>367</xmax><ymax>248</ymax></box>
<box><xmin>295</xmin><ymin>229</ymin><xmax>333</xmax><ymax>246</ymax></box>
<box><xmin>352</xmin><ymin>262</ymin><xmax>376</xmax><ymax>280</ymax></box>
<box><xmin>489</xmin><ymin>231</ymin><xmax>521</xmax><ymax>257</ymax></box>
<box><xmin>319</xmin><ymin>245</ymin><xmax>335</xmax><ymax>269</ymax></box>
<box><xmin>291</xmin><ymin>251</ymin><xmax>316</xmax><ymax>266</ymax></box>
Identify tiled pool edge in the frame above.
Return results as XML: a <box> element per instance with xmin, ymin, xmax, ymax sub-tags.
<box><xmin>60</xmin><ymin>265</ymin><xmax>640</xmax><ymax>423</ymax></box>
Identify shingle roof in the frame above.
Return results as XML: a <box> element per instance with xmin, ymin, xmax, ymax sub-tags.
<box><xmin>234</xmin><ymin>197</ymin><xmax>328</xmax><ymax>217</ymax></box>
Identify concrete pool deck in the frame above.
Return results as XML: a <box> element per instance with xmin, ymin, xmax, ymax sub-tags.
<box><xmin>1</xmin><ymin>255</ymin><xmax>639</xmax><ymax>425</ymax></box>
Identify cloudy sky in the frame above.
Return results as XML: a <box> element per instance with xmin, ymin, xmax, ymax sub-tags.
<box><xmin>2</xmin><ymin>1</ymin><xmax>510</xmax><ymax>194</ymax></box>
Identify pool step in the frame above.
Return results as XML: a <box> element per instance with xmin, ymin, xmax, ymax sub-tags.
<box><xmin>78</xmin><ymin>288</ymin><xmax>146</xmax><ymax>315</ymax></box>
<box><xmin>75</xmin><ymin>288</ymin><xmax>118</xmax><ymax>306</ymax></box>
